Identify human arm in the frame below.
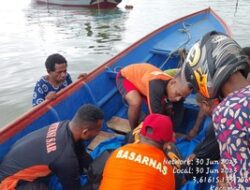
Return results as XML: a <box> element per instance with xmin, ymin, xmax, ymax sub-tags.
<box><xmin>147</xmin><ymin>80</ymin><xmax>166</xmax><ymax>114</ymax></box>
<box><xmin>45</xmin><ymin>73</ymin><xmax>73</xmax><ymax>100</ymax></box>
<box><xmin>51</xmin><ymin>157</ymin><xmax>82</xmax><ymax>190</ymax></box>
<box><xmin>45</xmin><ymin>91</ymin><xmax>57</xmax><ymax>100</ymax></box>
<box><xmin>186</xmin><ymin>109</ymin><xmax>205</xmax><ymax>140</ymax></box>
<box><xmin>74</xmin><ymin>142</ymin><xmax>93</xmax><ymax>172</ymax></box>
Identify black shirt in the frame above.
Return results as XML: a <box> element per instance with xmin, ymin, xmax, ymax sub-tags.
<box><xmin>0</xmin><ymin>121</ymin><xmax>92</xmax><ymax>190</ymax></box>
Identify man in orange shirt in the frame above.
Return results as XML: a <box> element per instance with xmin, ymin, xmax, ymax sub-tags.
<box><xmin>116</xmin><ymin>63</ymin><xmax>193</xmax><ymax>129</ymax></box>
<box><xmin>99</xmin><ymin>113</ymin><xmax>175</xmax><ymax>190</ymax></box>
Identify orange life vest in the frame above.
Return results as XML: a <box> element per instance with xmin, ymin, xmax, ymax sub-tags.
<box><xmin>100</xmin><ymin>143</ymin><xmax>175</xmax><ymax>190</ymax></box>
<box><xmin>121</xmin><ymin>63</ymin><xmax>173</xmax><ymax>113</ymax></box>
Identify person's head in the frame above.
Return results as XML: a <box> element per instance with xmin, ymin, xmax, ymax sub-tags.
<box><xmin>45</xmin><ymin>53</ymin><xmax>68</xmax><ymax>83</ymax></box>
<box><xmin>196</xmin><ymin>93</ymin><xmax>219</xmax><ymax>116</ymax></box>
<box><xmin>166</xmin><ymin>72</ymin><xmax>193</xmax><ymax>102</ymax></box>
<box><xmin>181</xmin><ymin>31</ymin><xmax>249</xmax><ymax>99</ymax></box>
<box><xmin>140</xmin><ymin>113</ymin><xmax>175</xmax><ymax>148</ymax></box>
<box><xmin>70</xmin><ymin>104</ymin><xmax>104</xmax><ymax>141</ymax></box>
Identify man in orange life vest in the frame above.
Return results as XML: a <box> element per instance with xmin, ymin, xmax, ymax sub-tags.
<box><xmin>0</xmin><ymin>104</ymin><xmax>104</xmax><ymax>190</ymax></box>
<box><xmin>116</xmin><ymin>63</ymin><xmax>193</xmax><ymax>129</ymax></box>
<box><xmin>99</xmin><ymin>113</ymin><xmax>176</xmax><ymax>190</ymax></box>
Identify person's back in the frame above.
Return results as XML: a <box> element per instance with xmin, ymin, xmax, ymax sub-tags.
<box><xmin>100</xmin><ymin>113</ymin><xmax>175</xmax><ymax>190</ymax></box>
<box><xmin>0</xmin><ymin>121</ymin><xmax>72</xmax><ymax>189</ymax></box>
<box><xmin>100</xmin><ymin>143</ymin><xmax>174</xmax><ymax>190</ymax></box>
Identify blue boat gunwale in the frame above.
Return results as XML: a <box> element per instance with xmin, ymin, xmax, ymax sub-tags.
<box><xmin>0</xmin><ymin>7</ymin><xmax>231</xmax><ymax>144</ymax></box>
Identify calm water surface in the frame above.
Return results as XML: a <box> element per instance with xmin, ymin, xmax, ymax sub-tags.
<box><xmin>0</xmin><ymin>0</ymin><xmax>250</xmax><ymax>127</ymax></box>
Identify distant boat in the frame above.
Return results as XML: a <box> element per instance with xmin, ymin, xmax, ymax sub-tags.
<box><xmin>36</xmin><ymin>0</ymin><xmax>122</xmax><ymax>9</ymax></box>
<box><xmin>0</xmin><ymin>8</ymin><xmax>231</xmax><ymax>190</ymax></box>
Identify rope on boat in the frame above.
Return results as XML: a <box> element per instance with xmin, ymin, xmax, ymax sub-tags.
<box><xmin>160</xmin><ymin>22</ymin><xmax>192</xmax><ymax>70</ymax></box>
<box><xmin>105</xmin><ymin>22</ymin><xmax>192</xmax><ymax>75</ymax></box>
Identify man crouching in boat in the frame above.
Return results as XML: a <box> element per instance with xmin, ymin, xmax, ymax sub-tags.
<box><xmin>0</xmin><ymin>104</ymin><xmax>103</xmax><ymax>190</ymax></box>
<box><xmin>32</xmin><ymin>53</ymin><xmax>87</xmax><ymax>106</ymax></box>
<box><xmin>100</xmin><ymin>113</ymin><xmax>176</xmax><ymax>190</ymax></box>
<box><xmin>116</xmin><ymin>63</ymin><xmax>193</xmax><ymax>130</ymax></box>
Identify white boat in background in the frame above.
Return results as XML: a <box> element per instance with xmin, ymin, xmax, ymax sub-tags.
<box><xmin>36</xmin><ymin>0</ymin><xmax>122</xmax><ymax>9</ymax></box>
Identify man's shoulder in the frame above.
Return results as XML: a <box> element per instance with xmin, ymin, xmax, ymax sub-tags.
<box><xmin>213</xmin><ymin>86</ymin><xmax>250</xmax><ymax>119</ymax></box>
<box><xmin>54</xmin><ymin>121</ymin><xmax>74</xmax><ymax>151</ymax></box>
<box><xmin>35</xmin><ymin>76</ymin><xmax>49</xmax><ymax>85</ymax></box>
<box><xmin>220</xmin><ymin>85</ymin><xmax>250</xmax><ymax>105</ymax></box>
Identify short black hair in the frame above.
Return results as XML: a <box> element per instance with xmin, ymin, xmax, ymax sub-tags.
<box><xmin>45</xmin><ymin>53</ymin><xmax>67</xmax><ymax>72</ymax></box>
<box><xmin>240</xmin><ymin>47</ymin><xmax>250</xmax><ymax>56</ymax></box>
<box><xmin>72</xmin><ymin>104</ymin><xmax>104</xmax><ymax>126</ymax></box>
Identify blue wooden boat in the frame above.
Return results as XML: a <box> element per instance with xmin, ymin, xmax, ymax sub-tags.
<box><xmin>0</xmin><ymin>7</ymin><xmax>231</xmax><ymax>189</ymax></box>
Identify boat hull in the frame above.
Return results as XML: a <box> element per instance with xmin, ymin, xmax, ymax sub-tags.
<box><xmin>36</xmin><ymin>0</ymin><xmax>122</xmax><ymax>9</ymax></box>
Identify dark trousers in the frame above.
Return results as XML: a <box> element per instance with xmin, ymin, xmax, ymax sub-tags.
<box><xmin>17</xmin><ymin>180</ymin><xmax>51</xmax><ymax>190</ymax></box>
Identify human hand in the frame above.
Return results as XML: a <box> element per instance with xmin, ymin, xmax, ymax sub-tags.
<box><xmin>45</xmin><ymin>91</ymin><xmax>57</xmax><ymax>100</ymax></box>
<box><xmin>77</xmin><ymin>73</ymin><xmax>88</xmax><ymax>79</ymax></box>
<box><xmin>186</xmin><ymin>127</ymin><xmax>199</xmax><ymax>141</ymax></box>
<box><xmin>186</xmin><ymin>153</ymin><xmax>196</xmax><ymax>164</ymax></box>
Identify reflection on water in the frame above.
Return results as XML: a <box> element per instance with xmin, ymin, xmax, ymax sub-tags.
<box><xmin>25</xmin><ymin>3</ymin><xmax>126</xmax><ymax>54</ymax></box>
<box><xmin>0</xmin><ymin>0</ymin><xmax>250</xmax><ymax>127</ymax></box>
<box><xmin>0</xmin><ymin>0</ymin><xmax>129</xmax><ymax>127</ymax></box>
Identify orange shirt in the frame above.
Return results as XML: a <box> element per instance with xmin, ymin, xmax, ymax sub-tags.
<box><xmin>99</xmin><ymin>143</ymin><xmax>175</xmax><ymax>190</ymax></box>
<box><xmin>121</xmin><ymin>63</ymin><xmax>173</xmax><ymax>113</ymax></box>
<box><xmin>121</xmin><ymin>63</ymin><xmax>172</xmax><ymax>96</ymax></box>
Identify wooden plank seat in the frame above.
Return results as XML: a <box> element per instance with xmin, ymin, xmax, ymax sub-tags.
<box><xmin>106</xmin><ymin>116</ymin><xmax>131</xmax><ymax>134</ymax></box>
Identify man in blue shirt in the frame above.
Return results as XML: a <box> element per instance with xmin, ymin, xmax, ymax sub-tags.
<box><xmin>32</xmin><ymin>53</ymin><xmax>86</xmax><ymax>106</ymax></box>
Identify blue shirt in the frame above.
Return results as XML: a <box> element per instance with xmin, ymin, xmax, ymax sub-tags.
<box><xmin>32</xmin><ymin>73</ymin><xmax>72</xmax><ymax>106</ymax></box>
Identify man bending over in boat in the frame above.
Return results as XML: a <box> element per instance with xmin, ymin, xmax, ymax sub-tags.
<box><xmin>0</xmin><ymin>104</ymin><xmax>103</xmax><ymax>190</ymax></box>
<box><xmin>116</xmin><ymin>63</ymin><xmax>192</xmax><ymax>130</ymax></box>
<box><xmin>32</xmin><ymin>53</ymin><xmax>87</xmax><ymax>106</ymax></box>
<box><xmin>100</xmin><ymin>113</ymin><xmax>176</xmax><ymax>190</ymax></box>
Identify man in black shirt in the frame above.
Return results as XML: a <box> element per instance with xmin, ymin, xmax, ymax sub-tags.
<box><xmin>0</xmin><ymin>104</ymin><xmax>104</xmax><ymax>190</ymax></box>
